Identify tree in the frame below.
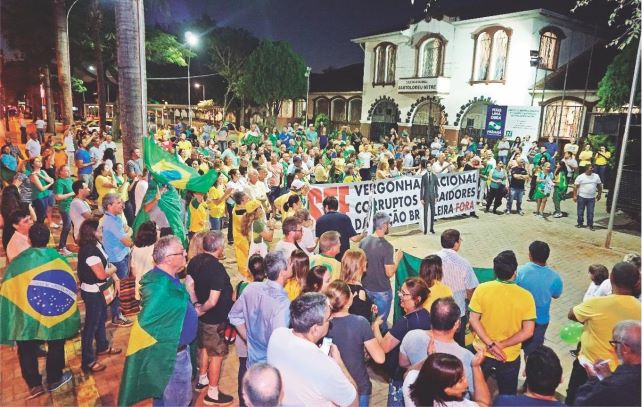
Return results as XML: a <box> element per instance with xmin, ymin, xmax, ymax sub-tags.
<box><xmin>243</xmin><ymin>41</ymin><xmax>307</xmax><ymax>123</ymax></box>
<box><xmin>573</xmin><ymin>0</ymin><xmax>640</xmax><ymax>49</ymax></box>
<box><xmin>146</xmin><ymin>30</ymin><xmax>193</xmax><ymax>66</ymax></box>
<box><xmin>114</xmin><ymin>0</ymin><xmax>147</xmax><ymax>155</ymax></box>
<box><xmin>597</xmin><ymin>44</ymin><xmax>641</xmax><ymax>110</ymax></box>
<box><xmin>207</xmin><ymin>28</ymin><xmax>259</xmax><ymax>122</ymax></box>
<box><xmin>91</xmin><ymin>0</ymin><xmax>108</xmax><ymax>131</ymax></box>
<box><xmin>53</xmin><ymin>0</ymin><xmax>73</xmax><ymax>127</ymax></box>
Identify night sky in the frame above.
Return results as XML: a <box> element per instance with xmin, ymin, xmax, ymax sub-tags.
<box><xmin>147</xmin><ymin>0</ymin><xmax>609</xmax><ymax>73</ymax></box>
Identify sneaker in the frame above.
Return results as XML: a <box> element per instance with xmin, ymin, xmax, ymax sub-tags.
<box><xmin>58</xmin><ymin>248</ymin><xmax>73</xmax><ymax>256</ymax></box>
<box><xmin>553</xmin><ymin>212</ymin><xmax>563</xmax><ymax>218</ymax></box>
<box><xmin>26</xmin><ymin>385</ymin><xmax>46</xmax><ymax>400</ymax></box>
<box><xmin>576</xmin><ymin>224</ymin><xmax>585</xmax><ymax>228</ymax></box>
<box><xmin>195</xmin><ymin>381</ymin><xmax>209</xmax><ymax>390</ymax></box>
<box><xmin>504</xmin><ymin>210</ymin><xmax>510</xmax><ymax>215</ymax></box>
<box><xmin>112</xmin><ymin>317</ymin><xmax>133</xmax><ymax>327</ymax></box>
<box><xmin>47</xmin><ymin>371</ymin><xmax>72</xmax><ymax>392</ymax></box>
<box><xmin>519</xmin><ymin>210</ymin><xmax>525</xmax><ymax>216</ymax></box>
<box><xmin>204</xmin><ymin>391</ymin><xmax>234</xmax><ymax>406</ymax></box>
<box><xmin>589</xmin><ymin>226</ymin><xmax>595</xmax><ymax>231</ymax></box>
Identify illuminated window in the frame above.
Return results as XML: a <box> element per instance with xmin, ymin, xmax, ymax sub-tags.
<box><xmin>539</xmin><ymin>28</ymin><xmax>564</xmax><ymax>70</ymax></box>
<box><xmin>374</xmin><ymin>43</ymin><xmax>396</xmax><ymax>85</ymax></box>
<box><xmin>419</xmin><ymin>37</ymin><xmax>443</xmax><ymax>77</ymax></box>
<box><xmin>472</xmin><ymin>27</ymin><xmax>511</xmax><ymax>82</ymax></box>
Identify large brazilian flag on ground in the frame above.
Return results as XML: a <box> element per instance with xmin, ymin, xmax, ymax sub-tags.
<box><xmin>0</xmin><ymin>248</ymin><xmax>80</xmax><ymax>345</ymax></box>
<box><xmin>143</xmin><ymin>136</ymin><xmax>218</xmax><ymax>193</ymax></box>
<box><xmin>118</xmin><ymin>270</ymin><xmax>188</xmax><ymax>406</ymax></box>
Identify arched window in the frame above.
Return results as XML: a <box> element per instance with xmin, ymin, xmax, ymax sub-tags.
<box><xmin>539</xmin><ymin>28</ymin><xmax>564</xmax><ymax>70</ymax></box>
<box><xmin>348</xmin><ymin>98</ymin><xmax>362</xmax><ymax>122</ymax></box>
<box><xmin>314</xmin><ymin>98</ymin><xmax>329</xmax><ymax>117</ymax></box>
<box><xmin>419</xmin><ymin>37</ymin><xmax>443</xmax><ymax>77</ymax></box>
<box><xmin>374</xmin><ymin>43</ymin><xmax>396</xmax><ymax>85</ymax></box>
<box><xmin>331</xmin><ymin>98</ymin><xmax>346</xmax><ymax>122</ymax></box>
<box><xmin>472</xmin><ymin>27</ymin><xmax>511</xmax><ymax>82</ymax></box>
<box><xmin>542</xmin><ymin>99</ymin><xmax>585</xmax><ymax>140</ymax></box>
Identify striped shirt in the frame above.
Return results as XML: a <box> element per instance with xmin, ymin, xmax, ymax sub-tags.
<box><xmin>435</xmin><ymin>248</ymin><xmax>479</xmax><ymax>316</ymax></box>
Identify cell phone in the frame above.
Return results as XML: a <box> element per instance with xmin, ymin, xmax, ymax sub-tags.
<box><xmin>320</xmin><ymin>337</ymin><xmax>332</xmax><ymax>355</ymax></box>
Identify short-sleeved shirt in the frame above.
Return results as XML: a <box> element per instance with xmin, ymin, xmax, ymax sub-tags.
<box><xmin>207</xmin><ymin>186</ymin><xmax>226</xmax><ymax>218</ymax></box>
<box><xmin>400</xmin><ymin>330</ymin><xmax>474</xmax><ymax>395</ymax></box>
<box><xmin>573</xmin><ymin>294</ymin><xmax>641</xmax><ymax>371</ymax></box>
<box><xmin>101</xmin><ymin>212</ymin><xmax>129</xmax><ymax>262</ymax></box>
<box><xmin>70</xmin><ymin>198</ymin><xmax>91</xmax><ymax>240</ymax></box>
<box><xmin>469</xmin><ymin>280</ymin><xmax>536</xmax><ymax>362</ymax></box>
<box><xmin>315</xmin><ymin>211</ymin><xmax>357</xmax><ymax>261</ymax></box>
<box><xmin>386</xmin><ymin>309</ymin><xmax>431</xmax><ymax>379</ymax></box>
<box><xmin>187</xmin><ymin>253</ymin><xmax>234</xmax><ymax>325</ymax></box>
<box><xmin>510</xmin><ymin>167</ymin><xmax>528</xmax><ymax>189</ymax></box>
<box><xmin>574</xmin><ymin>173</ymin><xmax>602</xmax><ymax>199</ymax></box>
<box><xmin>126</xmin><ymin>159</ymin><xmax>142</xmax><ymax>177</ymax></box>
<box><xmin>267</xmin><ymin>327</ymin><xmax>357</xmax><ymax>406</ymax></box>
<box><xmin>327</xmin><ymin>314</ymin><xmax>375</xmax><ymax>395</ymax></box>
<box><xmin>494</xmin><ymin>395</ymin><xmax>563</xmax><ymax>406</ymax></box>
<box><xmin>188</xmin><ymin>199</ymin><xmax>209</xmax><ymax>233</ymax></box>
<box><xmin>516</xmin><ymin>262</ymin><xmax>563</xmax><ymax>324</ymax></box>
<box><xmin>360</xmin><ymin>236</ymin><xmax>394</xmax><ymax>292</ymax></box>
<box><xmin>423</xmin><ymin>280</ymin><xmax>453</xmax><ymax>312</ymax></box>
<box><xmin>310</xmin><ymin>254</ymin><xmax>342</xmax><ymax>281</ymax></box>
<box><xmin>75</xmin><ymin>149</ymin><xmax>93</xmax><ymax>175</ymax></box>
<box><xmin>273</xmin><ymin>240</ymin><xmax>298</xmax><ymax>260</ymax></box>
<box><xmin>594</xmin><ymin>151</ymin><xmax>611</xmax><ymax>166</ymax></box>
<box><xmin>435</xmin><ymin>249</ymin><xmax>479</xmax><ymax>317</ymax></box>
<box><xmin>54</xmin><ymin>178</ymin><xmax>74</xmax><ymax>213</ymax></box>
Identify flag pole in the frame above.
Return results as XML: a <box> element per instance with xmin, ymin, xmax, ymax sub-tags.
<box><xmin>604</xmin><ymin>39</ymin><xmax>641</xmax><ymax>248</ymax></box>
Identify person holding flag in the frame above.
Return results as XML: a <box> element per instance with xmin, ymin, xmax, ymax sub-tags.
<box><xmin>0</xmin><ymin>223</ymin><xmax>79</xmax><ymax>399</ymax></box>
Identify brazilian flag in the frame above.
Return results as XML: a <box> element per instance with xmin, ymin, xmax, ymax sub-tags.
<box><xmin>0</xmin><ymin>248</ymin><xmax>80</xmax><ymax>345</ymax></box>
<box><xmin>118</xmin><ymin>270</ymin><xmax>188</xmax><ymax>406</ymax></box>
<box><xmin>143</xmin><ymin>136</ymin><xmax>218</xmax><ymax>193</ymax></box>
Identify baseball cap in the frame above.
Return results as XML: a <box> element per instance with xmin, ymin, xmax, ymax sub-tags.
<box><xmin>291</xmin><ymin>179</ymin><xmax>305</xmax><ymax>190</ymax></box>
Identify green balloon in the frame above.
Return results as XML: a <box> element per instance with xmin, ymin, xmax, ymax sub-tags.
<box><xmin>560</xmin><ymin>321</ymin><xmax>584</xmax><ymax>344</ymax></box>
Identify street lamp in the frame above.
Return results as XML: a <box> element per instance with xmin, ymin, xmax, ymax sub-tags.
<box><xmin>304</xmin><ymin>66</ymin><xmax>311</xmax><ymax>126</ymax></box>
<box><xmin>194</xmin><ymin>82</ymin><xmax>205</xmax><ymax>101</ymax></box>
<box><xmin>185</xmin><ymin>31</ymin><xmax>198</xmax><ymax>128</ymax></box>
<box><xmin>530</xmin><ymin>50</ymin><xmax>541</xmax><ymax>106</ymax></box>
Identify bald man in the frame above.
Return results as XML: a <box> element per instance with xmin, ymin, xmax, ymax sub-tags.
<box><xmin>242</xmin><ymin>363</ymin><xmax>282</xmax><ymax>407</ymax></box>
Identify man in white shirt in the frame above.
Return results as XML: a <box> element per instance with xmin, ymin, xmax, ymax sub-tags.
<box><xmin>89</xmin><ymin>137</ymin><xmax>102</xmax><ymax>169</ymax></box>
<box><xmin>35</xmin><ymin>117</ymin><xmax>46</xmax><ymax>142</ymax></box>
<box><xmin>274</xmin><ymin>217</ymin><xmax>302</xmax><ymax>259</ymax></box>
<box><xmin>267</xmin><ymin>293</ymin><xmax>357</xmax><ymax>407</ymax></box>
<box><xmin>402</xmin><ymin>147</ymin><xmax>415</xmax><ymax>174</ymax></box>
<box><xmin>63</xmin><ymin>128</ymin><xmax>76</xmax><ymax>169</ymax></box>
<box><xmin>69</xmin><ymin>180</ymin><xmax>93</xmax><ymax>241</ymax></box>
<box><xmin>573</xmin><ymin>166</ymin><xmax>602</xmax><ymax>231</ymax></box>
<box><xmin>562</xmin><ymin>151</ymin><xmax>578</xmax><ymax>181</ymax></box>
<box><xmin>432</xmin><ymin>153</ymin><xmax>453</xmax><ymax>174</ymax></box>
<box><xmin>99</xmin><ymin>134</ymin><xmax>117</xmax><ymax>156</ymax></box>
<box><xmin>244</xmin><ymin>169</ymin><xmax>269</xmax><ymax>203</ymax></box>
<box><xmin>6</xmin><ymin>208</ymin><xmax>34</xmax><ymax>262</ymax></box>
<box><xmin>25</xmin><ymin>132</ymin><xmax>41</xmax><ymax>159</ymax></box>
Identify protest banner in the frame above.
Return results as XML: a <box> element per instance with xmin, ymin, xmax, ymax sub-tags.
<box><xmin>484</xmin><ymin>105</ymin><xmax>507</xmax><ymax>139</ymax></box>
<box><xmin>504</xmin><ymin>106</ymin><xmax>541</xmax><ymax>141</ymax></box>
<box><xmin>434</xmin><ymin>170</ymin><xmax>479</xmax><ymax>218</ymax></box>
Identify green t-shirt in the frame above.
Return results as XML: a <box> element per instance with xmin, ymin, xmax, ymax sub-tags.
<box><xmin>33</xmin><ymin>170</ymin><xmax>51</xmax><ymax>200</ymax></box>
<box><xmin>54</xmin><ymin>178</ymin><xmax>74</xmax><ymax>213</ymax></box>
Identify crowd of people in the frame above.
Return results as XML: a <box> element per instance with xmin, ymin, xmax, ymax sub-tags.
<box><xmin>0</xmin><ymin>119</ymin><xmax>637</xmax><ymax>407</ymax></box>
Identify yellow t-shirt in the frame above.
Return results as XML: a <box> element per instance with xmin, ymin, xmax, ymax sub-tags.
<box><xmin>310</xmin><ymin>254</ymin><xmax>342</xmax><ymax>281</ymax></box>
<box><xmin>95</xmin><ymin>175</ymin><xmax>116</xmax><ymax>206</ymax></box>
<box><xmin>274</xmin><ymin>191</ymin><xmax>293</xmax><ymax>220</ymax></box>
<box><xmin>177</xmin><ymin>140</ymin><xmax>192</xmax><ymax>153</ymax></box>
<box><xmin>469</xmin><ymin>280</ymin><xmax>536</xmax><ymax>362</ymax></box>
<box><xmin>594</xmin><ymin>151</ymin><xmax>611</xmax><ymax>166</ymax></box>
<box><xmin>284</xmin><ymin>278</ymin><xmax>302</xmax><ymax>301</ymax></box>
<box><xmin>207</xmin><ymin>186</ymin><xmax>226</xmax><ymax>218</ymax></box>
<box><xmin>573</xmin><ymin>294</ymin><xmax>641</xmax><ymax>371</ymax></box>
<box><xmin>578</xmin><ymin>150</ymin><xmax>593</xmax><ymax>167</ymax></box>
<box><xmin>423</xmin><ymin>280</ymin><xmax>454</xmax><ymax>312</ymax></box>
<box><xmin>188</xmin><ymin>199</ymin><xmax>209</xmax><ymax>233</ymax></box>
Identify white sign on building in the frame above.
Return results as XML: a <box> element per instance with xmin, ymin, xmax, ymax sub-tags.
<box><xmin>397</xmin><ymin>77</ymin><xmax>450</xmax><ymax>93</ymax></box>
<box><xmin>504</xmin><ymin>106</ymin><xmax>541</xmax><ymax>141</ymax></box>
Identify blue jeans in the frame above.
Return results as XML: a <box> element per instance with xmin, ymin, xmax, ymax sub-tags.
<box><xmin>80</xmin><ymin>290</ymin><xmax>109</xmax><ymax>370</ymax></box>
<box><xmin>110</xmin><ymin>255</ymin><xmax>130</xmax><ymax>321</ymax></box>
<box><xmin>33</xmin><ymin>197</ymin><xmax>48</xmax><ymax>223</ymax></box>
<box><xmin>594</xmin><ymin>164</ymin><xmax>608</xmax><ymax>185</ymax></box>
<box><xmin>153</xmin><ymin>348</ymin><xmax>192</xmax><ymax>407</ymax></box>
<box><xmin>58</xmin><ymin>211</ymin><xmax>72</xmax><ymax>249</ymax></box>
<box><xmin>359</xmin><ymin>394</ymin><xmax>370</xmax><ymax>407</ymax></box>
<box><xmin>577</xmin><ymin>196</ymin><xmax>596</xmax><ymax>226</ymax></box>
<box><xmin>482</xmin><ymin>357</ymin><xmax>521</xmax><ymax>395</ymax></box>
<box><xmin>498</xmin><ymin>154</ymin><xmax>508</xmax><ymax>164</ymax></box>
<box><xmin>387</xmin><ymin>378</ymin><xmax>404</xmax><ymax>407</ymax></box>
<box><xmin>366</xmin><ymin>289</ymin><xmax>392</xmax><ymax>333</ymax></box>
<box><xmin>522</xmin><ymin>323</ymin><xmax>548</xmax><ymax>356</ymax></box>
<box><xmin>506</xmin><ymin>188</ymin><xmax>524</xmax><ymax>212</ymax></box>
<box><xmin>209</xmin><ymin>216</ymin><xmax>222</xmax><ymax>231</ymax></box>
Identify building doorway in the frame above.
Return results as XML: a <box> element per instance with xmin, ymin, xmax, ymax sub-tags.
<box><xmin>411</xmin><ymin>99</ymin><xmax>442</xmax><ymax>143</ymax></box>
<box><xmin>459</xmin><ymin>101</ymin><xmax>490</xmax><ymax>141</ymax></box>
<box><xmin>370</xmin><ymin>100</ymin><xmax>398</xmax><ymax>142</ymax></box>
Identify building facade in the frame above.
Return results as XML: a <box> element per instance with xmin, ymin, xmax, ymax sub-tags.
<box><xmin>351</xmin><ymin>9</ymin><xmax>605</xmax><ymax>143</ymax></box>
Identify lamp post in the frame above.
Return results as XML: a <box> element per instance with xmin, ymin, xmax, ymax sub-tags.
<box><xmin>304</xmin><ymin>66</ymin><xmax>311</xmax><ymax>126</ymax></box>
<box><xmin>529</xmin><ymin>50</ymin><xmax>541</xmax><ymax>106</ymax></box>
<box><xmin>185</xmin><ymin>31</ymin><xmax>198</xmax><ymax>128</ymax></box>
<box><xmin>194</xmin><ymin>82</ymin><xmax>205</xmax><ymax>101</ymax></box>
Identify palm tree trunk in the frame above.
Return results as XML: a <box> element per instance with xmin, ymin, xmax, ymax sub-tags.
<box><xmin>43</xmin><ymin>65</ymin><xmax>56</xmax><ymax>134</ymax></box>
<box><xmin>53</xmin><ymin>0</ymin><xmax>73</xmax><ymax>128</ymax></box>
<box><xmin>114</xmin><ymin>0</ymin><xmax>146</xmax><ymax>155</ymax></box>
<box><xmin>91</xmin><ymin>0</ymin><xmax>107</xmax><ymax>131</ymax></box>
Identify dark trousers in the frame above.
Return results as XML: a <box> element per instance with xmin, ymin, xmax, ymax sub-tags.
<box><xmin>81</xmin><ymin>290</ymin><xmax>109</xmax><ymax>370</ymax></box>
<box><xmin>577</xmin><ymin>196</ymin><xmax>596</xmax><ymax>227</ymax></box>
<box><xmin>529</xmin><ymin>176</ymin><xmax>538</xmax><ymax>200</ymax></box>
<box><xmin>33</xmin><ymin>197</ymin><xmax>48</xmax><ymax>223</ymax></box>
<box><xmin>423</xmin><ymin>200</ymin><xmax>435</xmax><ymax>234</ymax></box>
<box><xmin>238</xmin><ymin>357</ymin><xmax>247</xmax><ymax>406</ymax></box>
<box><xmin>482</xmin><ymin>356</ymin><xmax>521</xmax><ymax>395</ymax></box>
<box><xmin>58</xmin><ymin>211</ymin><xmax>72</xmax><ymax>250</ymax></box>
<box><xmin>124</xmin><ymin>200</ymin><xmax>135</xmax><ymax>226</ymax></box>
<box><xmin>17</xmin><ymin>339</ymin><xmax>66</xmax><ymax>388</ymax></box>
<box><xmin>522</xmin><ymin>323</ymin><xmax>548</xmax><ymax>356</ymax></box>
<box><xmin>226</xmin><ymin>202</ymin><xmax>234</xmax><ymax>243</ymax></box>
<box><xmin>594</xmin><ymin>165</ymin><xmax>608</xmax><ymax>186</ymax></box>
<box><xmin>486</xmin><ymin>187</ymin><xmax>504</xmax><ymax>212</ymax></box>
<box><xmin>565</xmin><ymin>358</ymin><xmax>588</xmax><ymax>405</ymax></box>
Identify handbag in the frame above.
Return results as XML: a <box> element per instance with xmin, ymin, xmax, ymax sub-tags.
<box><xmin>248</xmin><ymin>221</ymin><xmax>268</xmax><ymax>258</ymax></box>
<box><xmin>99</xmin><ymin>278</ymin><xmax>116</xmax><ymax>305</ymax></box>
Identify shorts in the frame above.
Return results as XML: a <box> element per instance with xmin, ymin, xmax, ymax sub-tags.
<box><xmin>197</xmin><ymin>321</ymin><xmax>229</xmax><ymax>357</ymax></box>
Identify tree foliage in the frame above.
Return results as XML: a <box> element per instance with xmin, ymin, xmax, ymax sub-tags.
<box><xmin>573</xmin><ymin>0</ymin><xmax>640</xmax><ymax>49</ymax></box>
<box><xmin>243</xmin><ymin>41</ymin><xmax>307</xmax><ymax>118</ymax></box>
<box><xmin>71</xmin><ymin>77</ymin><xmax>87</xmax><ymax>94</ymax></box>
<box><xmin>146</xmin><ymin>30</ymin><xmax>195</xmax><ymax>67</ymax></box>
<box><xmin>597</xmin><ymin>44</ymin><xmax>641</xmax><ymax>110</ymax></box>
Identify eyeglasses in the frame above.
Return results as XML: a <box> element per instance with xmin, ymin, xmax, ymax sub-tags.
<box><xmin>397</xmin><ymin>290</ymin><xmax>411</xmax><ymax>298</ymax></box>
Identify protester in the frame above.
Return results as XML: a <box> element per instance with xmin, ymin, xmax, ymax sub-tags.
<box><xmin>316</xmin><ymin>195</ymin><xmax>365</xmax><ymax>260</ymax></box>
<box><xmin>242</xmin><ymin>363</ymin><xmax>283</xmax><ymax>407</ymax></box>
<box><xmin>582</xmin><ymin>264</ymin><xmax>609</xmax><ymax>301</ymax></box>
<box><xmin>552</xmin><ymin>160</ymin><xmax>569</xmax><ymax>218</ymax></box>
<box><xmin>533</xmin><ymin>162</ymin><xmax>553</xmax><ymax>217</ymax></box>
<box><xmin>419</xmin><ymin>254</ymin><xmax>453</xmax><ymax>311</ymax></box>
<box><xmin>573</xmin><ymin>165</ymin><xmax>602</xmax><ymax>231</ymax></box>
<box><xmin>485</xmin><ymin>161</ymin><xmax>507</xmax><ymax>214</ymax></box>
<box><xmin>273</xmin><ymin>216</ymin><xmax>302</xmax><ymax>259</ymax></box>
<box><xmin>310</xmin><ymin>230</ymin><xmax>342</xmax><ymax>279</ymax></box>
<box><xmin>301</xmin><ymin>265</ymin><xmax>331</xmax><ymax>293</ymax></box>
<box><xmin>592</xmin><ymin>145</ymin><xmax>611</xmax><ymax>184</ymax></box>
<box><xmin>6</xmin><ymin>208</ymin><xmax>35</xmax><ymax>262</ymax></box>
<box><xmin>29</xmin><ymin>156</ymin><xmax>55</xmax><ymax>223</ymax></box>
<box><xmin>420</xmin><ymin>159</ymin><xmax>439</xmax><ymax>234</ymax></box>
<box><xmin>130</xmin><ymin>220</ymin><xmax>157</xmax><ymax>300</ymax></box>
<box><xmin>69</xmin><ymin>180</ymin><xmax>93</xmax><ymax>242</ymax></box>
<box><xmin>284</xmin><ymin>249</ymin><xmax>309</xmax><ymax>300</ymax></box>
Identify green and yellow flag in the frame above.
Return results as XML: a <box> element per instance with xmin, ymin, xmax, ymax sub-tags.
<box><xmin>118</xmin><ymin>270</ymin><xmax>189</xmax><ymax>406</ymax></box>
<box><xmin>0</xmin><ymin>248</ymin><xmax>80</xmax><ymax>345</ymax></box>
<box><xmin>143</xmin><ymin>136</ymin><xmax>218</xmax><ymax>193</ymax></box>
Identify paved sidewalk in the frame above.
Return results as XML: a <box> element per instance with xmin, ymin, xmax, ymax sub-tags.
<box><xmin>0</xmin><ymin>191</ymin><xmax>639</xmax><ymax>406</ymax></box>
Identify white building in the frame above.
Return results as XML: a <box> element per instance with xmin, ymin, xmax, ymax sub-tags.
<box><xmin>351</xmin><ymin>8</ymin><xmax>607</xmax><ymax>143</ymax></box>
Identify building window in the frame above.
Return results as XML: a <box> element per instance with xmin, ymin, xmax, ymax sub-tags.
<box><xmin>541</xmin><ymin>99</ymin><xmax>585</xmax><ymax>140</ymax></box>
<box><xmin>419</xmin><ymin>37</ymin><xmax>443</xmax><ymax>77</ymax></box>
<box><xmin>314</xmin><ymin>98</ymin><xmax>329</xmax><ymax>117</ymax></box>
<box><xmin>472</xmin><ymin>27</ymin><xmax>511</xmax><ymax>82</ymax></box>
<box><xmin>331</xmin><ymin>98</ymin><xmax>346</xmax><ymax>122</ymax></box>
<box><xmin>294</xmin><ymin>99</ymin><xmax>306</xmax><ymax>118</ymax></box>
<box><xmin>280</xmin><ymin>100</ymin><xmax>293</xmax><ymax>118</ymax></box>
<box><xmin>374</xmin><ymin>43</ymin><xmax>396</xmax><ymax>85</ymax></box>
<box><xmin>348</xmin><ymin>98</ymin><xmax>362</xmax><ymax>122</ymax></box>
<box><xmin>539</xmin><ymin>28</ymin><xmax>563</xmax><ymax>70</ymax></box>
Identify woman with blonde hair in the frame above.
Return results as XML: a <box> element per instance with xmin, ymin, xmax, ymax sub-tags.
<box><xmin>341</xmin><ymin>249</ymin><xmax>376</xmax><ymax>322</ymax></box>
<box><xmin>187</xmin><ymin>231</ymin><xmax>208</xmax><ymax>261</ymax></box>
<box><xmin>376</xmin><ymin>160</ymin><xmax>390</xmax><ymax>180</ymax></box>
<box><xmin>237</xmin><ymin>199</ymin><xmax>274</xmax><ymax>280</ymax></box>
<box><xmin>284</xmin><ymin>249</ymin><xmax>309</xmax><ymax>300</ymax></box>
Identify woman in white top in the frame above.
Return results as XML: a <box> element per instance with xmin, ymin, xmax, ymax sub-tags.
<box><xmin>357</xmin><ymin>145</ymin><xmax>373</xmax><ymax>181</ymax></box>
<box><xmin>404</xmin><ymin>352</ymin><xmax>490</xmax><ymax>407</ymax></box>
<box><xmin>130</xmin><ymin>221</ymin><xmax>158</xmax><ymax>300</ymax></box>
<box><xmin>294</xmin><ymin>208</ymin><xmax>316</xmax><ymax>255</ymax></box>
